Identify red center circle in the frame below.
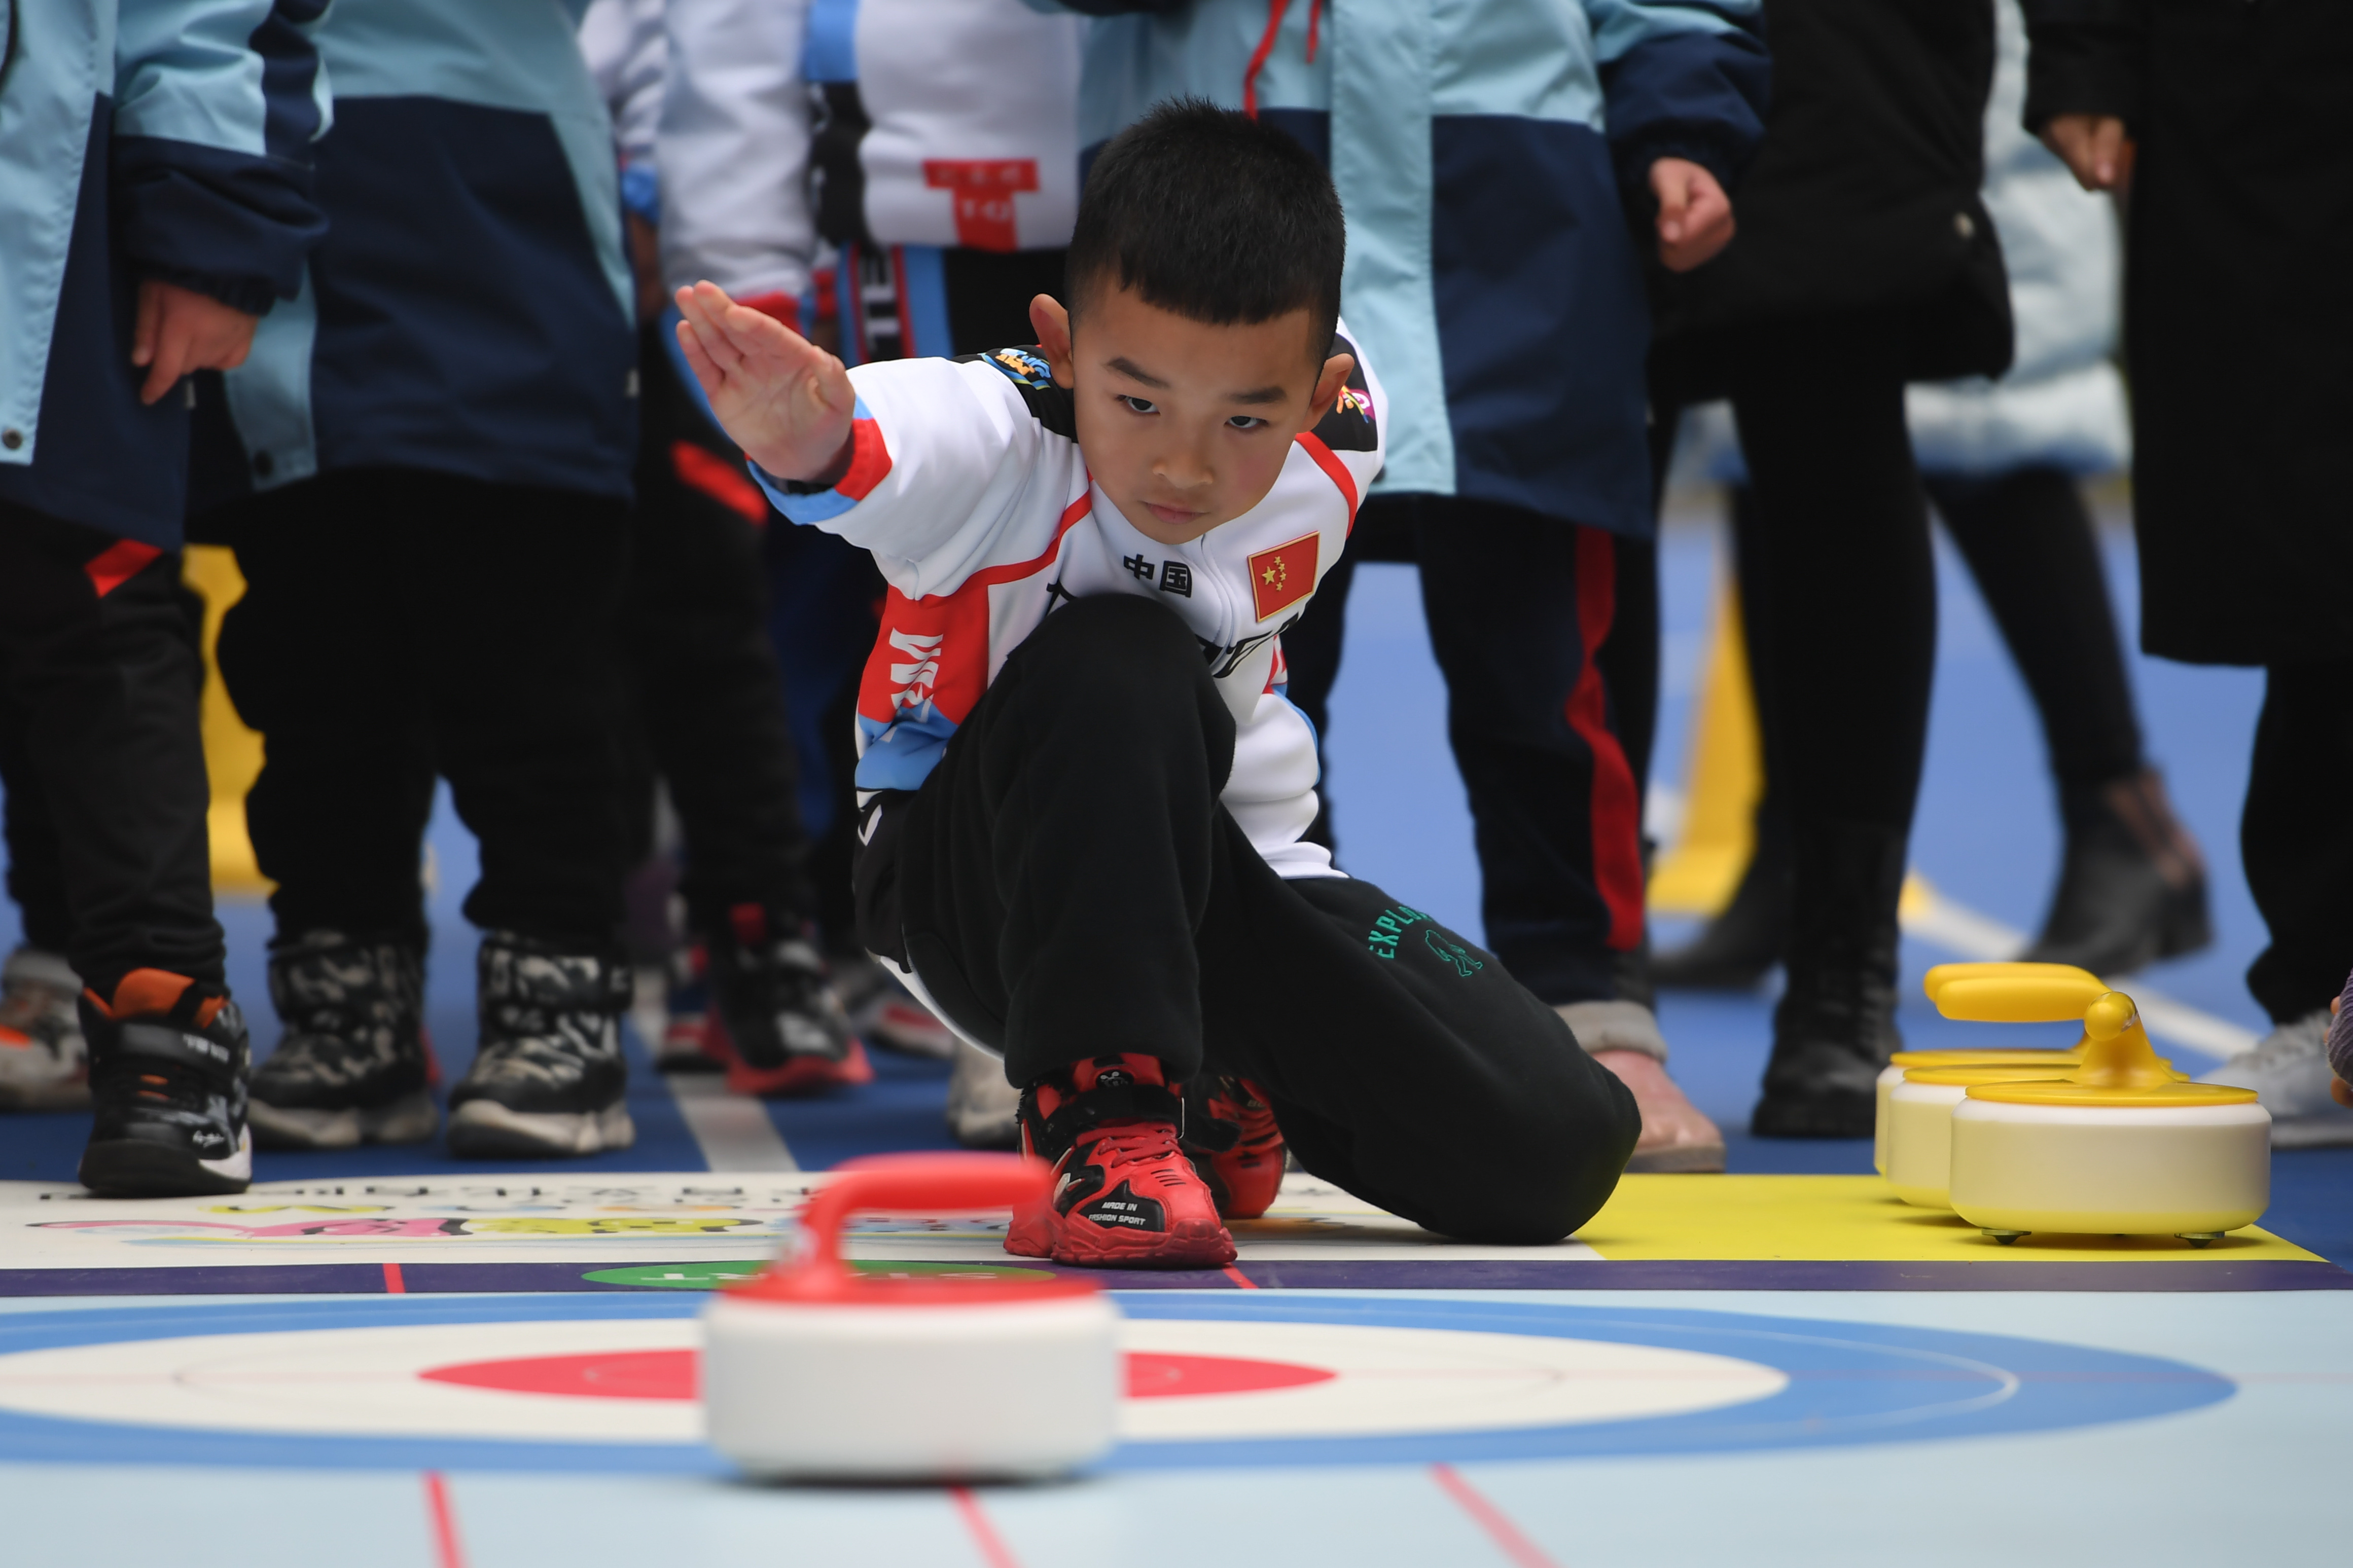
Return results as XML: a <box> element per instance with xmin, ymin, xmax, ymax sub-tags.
<box><xmin>418</xmin><ymin>1349</ymin><xmax>1335</xmax><ymax>1402</ymax></box>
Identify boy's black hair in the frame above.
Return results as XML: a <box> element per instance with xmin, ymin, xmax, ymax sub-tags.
<box><xmin>1066</xmin><ymin>98</ymin><xmax>1344</xmax><ymax>356</ymax></box>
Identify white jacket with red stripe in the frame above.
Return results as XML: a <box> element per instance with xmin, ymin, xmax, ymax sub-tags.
<box><xmin>753</xmin><ymin>333</ymin><xmax>1384</xmax><ymax>880</ymax></box>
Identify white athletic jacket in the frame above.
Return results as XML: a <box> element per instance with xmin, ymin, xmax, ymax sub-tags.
<box><xmin>753</xmin><ymin>333</ymin><xmax>1384</xmax><ymax>881</ymax></box>
<box><xmin>658</xmin><ymin>0</ymin><xmax>1084</xmax><ymax>304</ymax></box>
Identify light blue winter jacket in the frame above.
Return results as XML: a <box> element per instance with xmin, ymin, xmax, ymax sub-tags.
<box><xmin>0</xmin><ymin>0</ymin><xmax>330</xmax><ymax>543</ymax></box>
<box><xmin>1058</xmin><ymin>0</ymin><xmax>1767</xmax><ymax>537</ymax></box>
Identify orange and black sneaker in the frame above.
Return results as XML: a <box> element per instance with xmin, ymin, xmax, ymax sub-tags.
<box><xmin>78</xmin><ymin>969</ymin><xmax>252</xmax><ymax>1197</ymax></box>
<box><xmin>1183</xmin><ymin>1075</ymin><xmax>1287</xmax><ymax>1220</ymax></box>
<box><xmin>705</xmin><ymin>905</ymin><xmax>873</xmax><ymax>1098</ymax></box>
<box><xmin>1005</xmin><ymin>1053</ymin><xmax>1235</xmax><ymax>1269</ymax></box>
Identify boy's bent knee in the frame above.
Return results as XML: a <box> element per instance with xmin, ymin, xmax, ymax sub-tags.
<box><xmin>1417</xmin><ymin>1064</ymin><xmax>1639</xmax><ymax>1245</ymax></box>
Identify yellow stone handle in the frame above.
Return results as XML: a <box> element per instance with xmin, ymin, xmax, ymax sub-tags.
<box><xmin>1930</xmin><ymin>965</ymin><xmax>2111</xmax><ymax>1023</ymax></box>
<box><xmin>2074</xmin><ymin>990</ymin><xmax>2176</xmax><ymax>1089</ymax></box>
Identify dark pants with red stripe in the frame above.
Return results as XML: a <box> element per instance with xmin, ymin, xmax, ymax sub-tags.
<box><xmin>1281</xmin><ymin>494</ymin><xmax>1645</xmax><ymax>1005</ymax></box>
<box><xmin>0</xmin><ymin>502</ymin><xmax>225</xmax><ymax>995</ymax></box>
<box><xmin>857</xmin><ymin>594</ymin><xmax>1639</xmax><ymax>1243</ymax></box>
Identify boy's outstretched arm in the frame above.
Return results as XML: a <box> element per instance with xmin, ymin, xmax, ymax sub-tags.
<box><xmin>673</xmin><ymin>280</ymin><xmax>855</xmax><ymax>484</ymax></box>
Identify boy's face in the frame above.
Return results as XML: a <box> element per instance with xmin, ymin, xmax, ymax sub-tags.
<box><xmin>1030</xmin><ymin>284</ymin><xmax>1354</xmax><ymax>546</ymax></box>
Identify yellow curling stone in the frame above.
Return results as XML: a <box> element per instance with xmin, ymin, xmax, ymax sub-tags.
<box><xmin>1949</xmin><ymin>990</ymin><xmax>2268</xmax><ymax>1247</ymax></box>
<box><xmin>1875</xmin><ymin>962</ymin><xmax>2103</xmax><ymax>1174</ymax></box>
<box><xmin>703</xmin><ymin>1153</ymin><xmax>1119</xmax><ymax>1481</ymax></box>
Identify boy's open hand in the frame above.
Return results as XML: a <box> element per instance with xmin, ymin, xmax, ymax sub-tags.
<box><xmin>1650</xmin><ymin>158</ymin><xmax>1734</xmax><ymax>272</ymax></box>
<box><xmin>674</xmin><ymin>281</ymin><xmax>855</xmax><ymax>484</ymax></box>
<box><xmin>132</xmin><ymin>279</ymin><xmax>258</xmax><ymax>406</ymax></box>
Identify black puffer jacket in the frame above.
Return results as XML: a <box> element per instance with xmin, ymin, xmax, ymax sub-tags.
<box><xmin>2023</xmin><ymin>0</ymin><xmax>2353</xmax><ymax>667</ymax></box>
<box><xmin>1652</xmin><ymin>0</ymin><xmax>2012</xmax><ymax>402</ymax></box>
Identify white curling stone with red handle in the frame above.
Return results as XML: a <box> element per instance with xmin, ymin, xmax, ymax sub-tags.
<box><xmin>700</xmin><ymin>1152</ymin><xmax>1120</xmax><ymax>1480</ymax></box>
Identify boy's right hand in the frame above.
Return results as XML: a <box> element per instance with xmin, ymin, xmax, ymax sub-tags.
<box><xmin>2042</xmin><ymin>114</ymin><xmax>2131</xmax><ymax>193</ymax></box>
<box><xmin>673</xmin><ymin>281</ymin><xmax>856</xmax><ymax>485</ymax></box>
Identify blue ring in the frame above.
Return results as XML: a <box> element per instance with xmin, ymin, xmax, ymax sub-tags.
<box><xmin>0</xmin><ymin>1293</ymin><xmax>2231</xmax><ymax>1472</ymax></box>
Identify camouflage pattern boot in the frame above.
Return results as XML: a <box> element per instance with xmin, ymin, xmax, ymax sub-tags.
<box><xmin>249</xmin><ymin>931</ymin><xmax>436</xmax><ymax>1149</ymax></box>
<box><xmin>448</xmin><ymin>932</ymin><xmax>634</xmax><ymax>1157</ymax></box>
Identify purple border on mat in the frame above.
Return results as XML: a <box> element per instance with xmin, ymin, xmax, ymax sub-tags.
<box><xmin>0</xmin><ymin>1257</ymin><xmax>2344</xmax><ymax>1297</ymax></box>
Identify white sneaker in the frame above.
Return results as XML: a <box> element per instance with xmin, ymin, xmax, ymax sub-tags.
<box><xmin>0</xmin><ymin>948</ymin><xmax>90</xmax><ymax>1112</ymax></box>
<box><xmin>944</xmin><ymin>1037</ymin><xmax>1020</xmax><ymax>1149</ymax></box>
<box><xmin>835</xmin><ymin>955</ymin><xmax>959</xmax><ymax>1059</ymax></box>
<box><xmin>2199</xmin><ymin>1008</ymin><xmax>2353</xmax><ymax>1148</ymax></box>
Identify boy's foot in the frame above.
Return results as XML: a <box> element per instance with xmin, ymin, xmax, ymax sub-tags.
<box><xmin>2199</xmin><ymin>1009</ymin><xmax>2353</xmax><ymax>1148</ymax></box>
<box><xmin>249</xmin><ymin>932</ymin><xmax>437</xmax><ymax>1149</ymax></box>
<box><xmin>0</xmin><ymin>947</ymin><xmax>91</xmax><ymax>1111</ymax></box>
<box><xmin>834</xmin><ymin>954</ymin><xmax>960</xmax><ymax>1059</ymax></box>
<box><xmin>1554</xmin><ymin>1001</ymin><xmax>1726</xmax><ymax>1172</ymax></box>
<box><xmin>1182</xmin><ymin>1075</ymin><xmax>1285</xmax><ymax>1218</ymax></box>
<box><xmin>1007</xmin><ymin>1053</ymin><xmax>1235</xmax><ymax>1269</ymax></box>
<box><xmin>945</xmin><ymin>1037</ymin><xmax>1021</xmax><ymax>1149</ymax></box>
<box><xmin>706</xmin><ymin>905</ymin><xmax>870</xmax><ymax>1097</ymax></box>
<box><xmin>652</xmin><ymin>944</ymin><xmax>722</xmax><ymax>1073</ymax></box>
<box><xmin>448</xmin><ymin>933</ymin><xmax>635</xmax><ymax>1157</ymax></box>
<box><xmin>78</xmin><ymin>970</ymin><xmax>253</xmax><ymax>1196</ymax></box>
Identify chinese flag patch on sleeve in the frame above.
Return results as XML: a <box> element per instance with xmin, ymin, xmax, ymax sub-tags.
<box><xmin>1247</xmin><ymin>533</ymin><xmax>1320</xmax><ymax>622</ymax></box>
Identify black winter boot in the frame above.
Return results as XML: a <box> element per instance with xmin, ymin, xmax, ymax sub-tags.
<box><xmin>79</xmin><ymin>970</ymin><xmax>253</xmax><ymax>1196</ymax></box>
<box><xmin>1653</xmin><ymin>809</ymin><xmax>1793</xmax><ymax>990</ymax></box>
<box><xmin>250</xmin><ymin>931</ymin><xmax>436</xmax><ymax>1149</ymax></box>
<box><xmin>2022</xmin><ymin>769</ymin><xmax>2211</xmax><ymax>978</ymax></box>
<box><xmin>448</xmin><ymin>933</ymin><xmax>634</xmax><ymax>1157</ymax></box>
<box><xmin>1751</xmin><ymin>821</ymin><xmax>1906</xmax><ymax>1138</ymax></box>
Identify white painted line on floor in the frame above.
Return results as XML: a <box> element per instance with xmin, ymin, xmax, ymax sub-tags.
<box><xmin>666</xmin><ymin>1073</ymin><xmax>800</xmax><ymax>1172</ymax></box>
<box><xmin>1901</xmin><ymin>884</ymin><xmax>2256</xmax><ymax>1062</ymax></box>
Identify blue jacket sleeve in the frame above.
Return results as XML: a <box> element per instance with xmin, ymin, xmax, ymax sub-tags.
<box><xmin>109</xmin><ymin>0</ymin><xmax>332</xmax><ymax>315</ymax></box>
<box><xmin>1586</xmin><ymin>0</ymin><xmax>1769</xmax><ymax>195</ymax></box>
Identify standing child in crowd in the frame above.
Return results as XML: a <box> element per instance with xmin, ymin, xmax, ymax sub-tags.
<box><xmin>678</xmin><ymin>103</ymin><xmax>1638</xmax><ymax>1266</ymax></box>
<box><xmin>0</xmin><ymin>0</ymin><xmax>328</xmax><ymax>1193</ymax></box>
<box><xmin>196</xmin><ymin>0</ymin><xmax>643</xmax><ymax>1158</ymax></box>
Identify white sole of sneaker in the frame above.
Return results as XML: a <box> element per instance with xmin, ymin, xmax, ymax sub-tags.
<box><xmin>446</xmin><ymin>1099</ymin><xmax>635</xmax><ymax>1157</ymax></box>
<box><xmin>251</xmin><ymin>1090</ymin><xmax>440</xmax><ymax>1150</ymax></box>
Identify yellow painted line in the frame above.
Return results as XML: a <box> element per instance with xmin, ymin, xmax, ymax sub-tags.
<box><xmin>1577</xmin><ymin>1175</ymin><xmax>2324</xmax><ymax>1263</ymax></box>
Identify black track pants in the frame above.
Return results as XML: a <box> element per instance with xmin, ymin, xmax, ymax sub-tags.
<box><xmin>0</xmin><ymin>503</ymin><xmax>223</xmax><ymax>994</ymax></box>
<box><xmin>216</xmin><ymin>468</ymin><xmax>630</xmax><ymax>950</ymax></box>
<box><xmin>858</xmin><ymin>595</ymin><xmax>1638</xmax><ymax>1244</ymax></box>
<box><xmin>621</xmin><ymin>325</ymin><xmax>813</xmax><ymax>931</ymax></box>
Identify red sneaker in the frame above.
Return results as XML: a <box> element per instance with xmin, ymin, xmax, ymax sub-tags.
<box><xmin>1006</xmin><ymin>1053</ymin><xmax>1235</xmax><ymax>1269</ymax></box>
<box><xmin>1185</xmin><ymin>1076</ymin><xmax>1286</xmax><ymax>1220</ymax></box>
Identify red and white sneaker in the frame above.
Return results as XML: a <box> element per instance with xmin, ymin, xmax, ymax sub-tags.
<box><xmin>1005</xmin><ymin>1053</ymin><xmax>1235</xmax><ymax>1269</ymax></box>
<box><xmin>1184</xmin><ymin>1075</ymin><xmax>1285</xmax><ymax>1220</ymax></box>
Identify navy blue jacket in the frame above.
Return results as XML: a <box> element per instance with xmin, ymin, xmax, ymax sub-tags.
<box><xmin>0</xmin><ymin>0</ymin><xmax>328</xmax><ymax>547</ymax></box>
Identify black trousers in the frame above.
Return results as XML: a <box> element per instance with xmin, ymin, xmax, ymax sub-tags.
<box><xmin>1727</xmin><ymin>313</ymin><xmax>1937</xmax><ymax>844</ymax></box>
<box><xmin>0</xmin><ymin>503</ymin><xmax>223</xmax><ymax>994</ymax></box>
<box><xmin>1271</xmin><ymin>495</ymin><xmax>1647</xmax><ymax>1005</ymax></box>
<box><xmin>215</xmin><ymin>469</ymin><xmax>630</xmax><ymax>950</ymax></box>
<box><xmin>2244</xmin><ymin>659</ymin><xmax>2353</xmax><ymax>1023</ymax></box>
<box><xmin>857</xmin><ymin>595</ymin><xmax>1638</xmax><ymax>1244</ymax></box>
<box><xmin>621</xmin><ymin>323</ymin><xmax>812</xmax><ymax>932</ymax></box>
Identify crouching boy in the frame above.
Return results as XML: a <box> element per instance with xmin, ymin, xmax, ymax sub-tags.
<box><xmin>675</xmin><ymin>101</ymin><xmax>1638</xmax><ymax>1267</ymax></box>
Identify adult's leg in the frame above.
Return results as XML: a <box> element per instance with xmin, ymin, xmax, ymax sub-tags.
<box><xmin>2242</xmin><ymin>659</ymin><xmax>2353</xmax><ymax>1025</ymax></box>
<box><xmin>1411</xmin><ymin>498</ymin><xmax>1642</xmax><ymax>1006</ymax></box>
<box><xmin>0</xmin><ymin>507</ymin><xmax>223</xmax><ymax>995</ymax></box>
<box><xmin>217</xmin><ymin>473</ymin><xmax>436</xmax><ymax>949</ymax></box>
<box><xmin>1926</xmin><ymin>466</ymin><xmax>2208</xmax><ymax>973</ymax></box>
<box><xmin>1729</xmin><ymin>311</ymin><xmax>1934</xmax><ymax>1136</ymax></box>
